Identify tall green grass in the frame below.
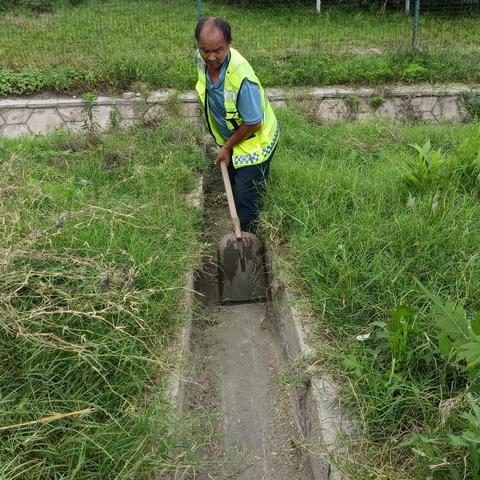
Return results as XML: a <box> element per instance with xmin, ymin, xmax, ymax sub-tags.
<box><xmin>262</xmin><ymin>108</ymin><xmax>480</xmax><ymax>478</ymax></box>
<box><xmin>0</xmin><ymin>0</ymin><xmax>479</xmax><ymax>95</ymax></box>
<box><xmin>0</xmin><ymin>120</ymin><xmax>208</xmax><ymax>478</ymax></box>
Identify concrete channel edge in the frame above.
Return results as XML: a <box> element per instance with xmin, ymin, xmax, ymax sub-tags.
<box><xmin>268</xmin><ymin>249</ymin><xmax>356</xmax><ymax>480</ymax></box>
<box><xmin>166</xmin><ymin>175</ymin><xmax>204</xmax><ymax>415</ymax></box>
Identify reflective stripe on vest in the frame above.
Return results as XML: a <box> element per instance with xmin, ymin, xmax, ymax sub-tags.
<box><xmin>195</xmin><ymin>48</ymin><xmax>279</xmax><ymax>169</ymax></box>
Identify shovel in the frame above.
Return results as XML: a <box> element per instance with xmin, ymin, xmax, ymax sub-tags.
<box><xmin>217</xmin><ymin>160</ymin><xmax>267</xmax><ymax>303</ymax></box>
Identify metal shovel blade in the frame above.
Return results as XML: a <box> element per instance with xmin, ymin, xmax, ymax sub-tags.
<box><xmin>217</xmin><ymin>231</ymin><xmax>266</xmax><ymax>302</ymax></box>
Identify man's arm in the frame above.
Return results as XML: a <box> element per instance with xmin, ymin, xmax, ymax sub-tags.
<box><xmin>215</xmin><ymin>122</ymin><xmax>262</xmax><ymax>166</ymax></box>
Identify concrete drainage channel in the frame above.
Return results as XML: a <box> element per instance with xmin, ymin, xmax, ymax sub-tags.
<box><xmin>167</xmin><ymin>163</ymin><xmax>353</xmax><ymax>480</ymax></box>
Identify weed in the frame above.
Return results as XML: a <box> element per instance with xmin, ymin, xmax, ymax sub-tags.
<box><xmin>402</xmin><ymin>129</ymin><xmax>480</xmax><ymax>194</ymax></box>
<box><xmin>385</xmin><ymin>305</ymin><xmax>418</xmax><ymax>370</ymax></box>
<box><xmin>109</xmin><ymin>106</ymin><xmax>120</xmax><ymax>130</ymax></box>
<box><xmin>449</xmin><ymin>394</ymin><xmax>480</xmax><ymax>477</ymax></box>
<box><xmin>164</xmin><ymin>91</ymin><xmax>181</xmax><ymax>118</ymax></box>
<box><xmin>453</xmin><ymin>126</ymin><xmax>480</xmax><ymax>187</ymax></box>
<box><xmin>400</xmin><ymin>392</ymin><xmax>480</xmax><ymax>477</ymax></box>
<box><xmin>423</xmin><ymin>288</ymin><xmax>480</xmax><ymax>383</ymax></box>
<box><xmin>81</xmin><ymin>92</ymin><xmax>98</xmax><ymax>133</ymax></box>
<box><xmin>346</xmin><ymin>94</ymin><xmax>360</xmax><ymax>118</ymax></box>
<box><xmin>369</xmin><ymin>95</ymin><xmax>384</xmax><ymax>110</ymax></box>
<box><xmin>402</xmin><ymin>63</ymin><xmax>428</xmax><ymax>83</ymax></box>
<box><xmin>273</xmin><ymin>357</ymin><xmax>313</xmax><ymax>389</ymax></box>
<box><xmin>1</xmin><ymin>0</ymin><xmax>55</xmax><ymax>12</ymax></box>
<box><xmin>0</xmin><ymin>119</ymin><xmax>209</xmax><ymax>477</ymax></box>
<box><xmin>1</xmin><ymin>4</ymin><xmax>480</xmax><ymax>94</ymax></box>
<box><xmin>261</xmin><ymin>108</ymin><xmax>480</xmax><ymax>478</ymax></box>
<box><xmin>463</xmin><ymin>92</ymin><xmax>480</xmax><ymax>120</ymax></box>
<box><xmin>402</xmin><ymin>140</ymin><xmax>445</xmax><ymax>193</ymax></box>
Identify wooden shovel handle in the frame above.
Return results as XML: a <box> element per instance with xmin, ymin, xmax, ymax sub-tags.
<box><xmin>220</xmin><ymin>160</ymin><xmax>242</xmax><ymax>240</ymax></box>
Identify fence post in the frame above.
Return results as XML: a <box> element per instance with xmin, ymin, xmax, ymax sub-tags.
<box><xmin>405</xmin><ymin>0</ymin><xmax>410</xmax><ymax>14</ymax></box>
<box><xmin>316</xmin><ymin>0</ymin><xmax>321</xmax><ymax>14</ymax></box>
<box><xmin>197</xmin><ymin>0</ymin><xmax>202</xmax><ymax>19</ymax></box>
<box><xmin>412</xmin><ymin>0</ymin><xmax>420</xmax><ymax>49</ymax></box>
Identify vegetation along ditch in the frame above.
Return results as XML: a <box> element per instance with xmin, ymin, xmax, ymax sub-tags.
<box><xmin>260</xmin><ymin>108</ymin><xmax>480</xmax><ymax>479</ymax></box>
<box><xmin>2</xmin><ymin>90</ymin><xmax>480</xmax><ymax>478</ymax></box>
<box><xmin>0</xmin><ymin>117</ymin><xmax>213</xmax><ymax>479</ymax></box>
<box><xmin>1</xmin><ymin>0</ymin><xmax>480</xmax><ymax>476</ymax></box>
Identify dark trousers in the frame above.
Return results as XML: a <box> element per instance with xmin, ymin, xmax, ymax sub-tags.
<box><xmin>227</xmin><ymin>148</ymin><xmax>276</xmax><ymax>233</ymax></box>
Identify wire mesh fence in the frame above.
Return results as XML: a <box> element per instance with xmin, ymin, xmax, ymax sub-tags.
<box><xmin>199</xmin><ymin>0</ymin><xmax>480</xmax><ymax>53</ymax></box>
<box><xmin>196</xmin><ymin>0</ymin><xmax>479</xmax><ymax>86</ymax></box>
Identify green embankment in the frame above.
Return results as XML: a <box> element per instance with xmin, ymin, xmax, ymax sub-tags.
<box><xmin>263</xmin><ymin>108</ymin><xmax>480</xmax><ymax>479</ymax></box>
<box><xmin>1</xmin><ymin>0</ymin><xmax>479</xmax><ymax>95</ymax></box>
<box><xmin>0</xmin><ymin>119</ymin><xmax>208</xmax><ymax>479</ymax></box>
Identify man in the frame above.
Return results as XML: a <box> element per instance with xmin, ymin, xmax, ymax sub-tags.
<box><xmin>194</xmin><ymin>16</ymin><xmax>279</xmax><ymax>233</ymax></box>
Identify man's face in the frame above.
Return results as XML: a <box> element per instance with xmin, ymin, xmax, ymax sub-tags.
<box><xmin>197</xmin><ymin>27</ymin><xmax>230</xmax><ymax>71</ymax></box>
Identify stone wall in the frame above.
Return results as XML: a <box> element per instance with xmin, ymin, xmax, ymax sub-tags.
<box><xmin>267</xmin><ymin>85</ymin><xmax>479</xmax><ymax>123</ymax></box>
<box><xmin>0</xmin><ymin>85</ymin><xmax>479</xmax><ymax>139</ymax></box>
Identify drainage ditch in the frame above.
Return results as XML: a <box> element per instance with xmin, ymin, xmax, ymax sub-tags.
<box><xmin>178</xmin><ymin>165</ymin><xmax>315</xmax><ymax>480</ymax></box>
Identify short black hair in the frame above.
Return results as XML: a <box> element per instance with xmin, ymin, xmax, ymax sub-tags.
<box><xmin>195</xmin><ymin>16</ymin><xmax>232</xmax><ymax>43</ymax></box>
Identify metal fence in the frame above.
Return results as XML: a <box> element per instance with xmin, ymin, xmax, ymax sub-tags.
<box><xmin>1</xmin><ymin>0</ymin><xmax>479</xmax><ymax>93</ymax></box>
<box><xmin>196</xmin><ymin>0</ymin><xmax>479</xmax><ymax>52</ymax></box>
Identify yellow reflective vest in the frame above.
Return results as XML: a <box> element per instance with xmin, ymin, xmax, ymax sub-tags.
<box><xmin>195</xmin><ymin>48</ymin><xmax>279</xmax><ymax>169</ymax></box>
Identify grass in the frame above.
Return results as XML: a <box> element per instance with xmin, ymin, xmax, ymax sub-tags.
<box><xmin>0</xmin><ymin>118</ymin><xmax>209</xmax><ymax>478</ymax></box>
<box><xmin>0</xmin><ymin>0</ymin><xmax>479</xmax><ymax>95</ymax></box>
<box><xmin>262</xmin><ymin>108</ymin><xmax>480</xmax><ymax>478</ymax></box>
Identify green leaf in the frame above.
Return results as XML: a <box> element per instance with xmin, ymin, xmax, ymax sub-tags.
<box><xmin>438</xmin><ymin>333</ymin><xmax>454</xmax><ymax>358</ymax></box>
<box><xmin>342</xmin><ymin>353</ymin><xmax>362</xmax><ymax>377</ymax></box>
<box><xmin>468</xmin><ymin>380</ymin><xmax>480</xmax><ymax>394</ymax></box>
<box><xmin>461</xmin><ymin>431</ymin><xmax>480</xmax><ymax>443</ymax></box>
<box><xmin>465</xmin><ymin>394</ymin><xmax>480</xmax><ymax>424</ymax></box>
<box><xmin>461</xmin><ymin>413</ymin><xmax>478</xmax><ymax>426</ymax></box>
<box><xmin>389</xmin><ymin>305</ymin><xmax>413</xmax><ymax>323</ymax></box>
<box><xmin>415</xmin><ymin>279</ymin><xmax>469</xmax><ymax>341</ymax></box>
<box><xmin>448</xmin><ymin>434</ymin><xmax>470</xmax><ymax>448</ymax></box>
<box><xmin>472</xmin><ymin>316</ymin><xmax>480</xmax><ymax>336</ymax></box>
<box><xmin>458</xmin><ymin>342</ymin><xmax>480</xmax><ymax>371</ymax></box>
<box><xmin>398</xmin><ymin>434</ymin><xmax>439</xmax><ymax>448</ymax></box>
<box><xmin>433</xmin><ymin>301</ymin><xmax>469</xmax><ymax>341</ymax></box>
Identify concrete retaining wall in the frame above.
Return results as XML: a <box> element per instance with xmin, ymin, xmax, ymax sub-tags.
<box><xmin>269</xmin><ymin>84</ymin><xmax>479</xmax><ymax>124</ymax></box>
<box><xmin>1</xmin><ymin>84</ymin><xmax>479</xmax><ymax>139</ymax></box>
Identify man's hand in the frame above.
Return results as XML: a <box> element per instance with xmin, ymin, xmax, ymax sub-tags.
<box><xmin>215</xmin><ymin>146</ymin><xmax>232</xmax><ymax>167</ymax></box>
<box><xmin>214</xmin><ymin>122</ymin><xmax>261</xmax><ymax>168</ymax></box>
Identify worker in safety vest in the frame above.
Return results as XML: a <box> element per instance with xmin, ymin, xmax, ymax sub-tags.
<box><xmin>194</xmin><ymin>16</ymin><xmax>280</xmax><ymax>233</ymax></box>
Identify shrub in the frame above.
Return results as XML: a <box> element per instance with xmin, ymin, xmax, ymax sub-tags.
<box><xmin>453</xmin><ymin>126</ymin><xmax>480</xmax><ymax>188</ymax></box>
<box><xmin>402</xmin><ymin>140</ymin><xmax>446</xmax><ymax>193</ymax></box>
<box><xmin>0</xmin><ymin>67</ymin><xmax>48</xmax><ymax>95</ymax></box>
<box><xmin>402</xmin><ymin>63</ymin><xmax>428</xmax><ymax>83</ymax></box>
<box><xmin>464</xmin><ymin>92</ymin><xmax>480</xmax><ymax>120</ymax></box>
<box><xmin>0</xmin><ymin>0</ymin><xmax>56</xmax><ymax>12</ymax></box>
<box><xmin>19</xmin><ymin>0</ymin><xmax>55</xmax><ymax>12</ymax></box>
<box><xmin>369</xmin><ymin>95</ymin><xmax>384</xmax><ymax>110</ymax></box>
<box><xmin>402</xmin><ymin>129</ymin><xmax>480</xmax><ymax>194</ymax></box>
<box><xmin>0</xmin><ymin>68</ymin><xmax>15</xmax><ymax>96</ymax></box>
